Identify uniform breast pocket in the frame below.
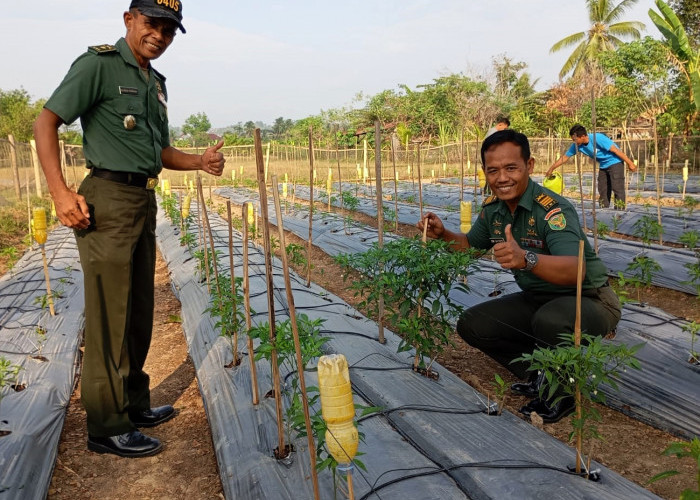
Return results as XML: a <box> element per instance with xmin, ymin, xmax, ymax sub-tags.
<box><xmin>114</xmin><ymin>98</ymin><xmax>145</xmax><ymax>132</ymax></box>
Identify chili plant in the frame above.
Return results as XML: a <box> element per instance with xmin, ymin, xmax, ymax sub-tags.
<box><xmin>0</xmin><ymin>357</ymin><xmax>22</xmax><ymax>414</ymax></box>
<box><xmin>516</xmin><ymin>333</ymin><xmax>642</xmax><ymax>476</ymax></box>
<box><xmin>249</xmin><ymin>315</ymin><xmax>332</xmax><ymax>451</ymax></box>
<box><xmin>335</xmin><ymin>237</ymin><xmax>478</xmax><ymax>373</ymax></box>
<box><xmin>682</xmin><ymin>321</ymin><xmax>699</xmax><ymax>365</ymax></box>
<box><xmin>206</xmin><ymin>273</ymin><xmax>246</xmax><ymax>366</ymax></box>
<box><xmin>648</xmin><ymin>437</ymin><xmax>700</xmax><ymax>499</ymax></box>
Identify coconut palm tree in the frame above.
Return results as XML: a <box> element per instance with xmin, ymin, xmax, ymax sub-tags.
<box><xmin>551</xmin><ymin>0</ymin><xmax>646</xmax><ymax>79</ymax></box>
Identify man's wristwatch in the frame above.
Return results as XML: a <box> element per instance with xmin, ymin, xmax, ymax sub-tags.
<box><xmin>523</xmin><ymin>251</ymin><xmax>538</xmax><ymax>271</ymax></box>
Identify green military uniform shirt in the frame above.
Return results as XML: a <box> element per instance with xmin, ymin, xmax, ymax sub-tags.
<box><xmin>44</xmin><ymin>37</ymin><xmax>169</xmax><ymax>176</ymax></box>
<box><xmin>466</xmin><ymin>179</ymin><xmax>608</xmax><ymax>293</ymax></box>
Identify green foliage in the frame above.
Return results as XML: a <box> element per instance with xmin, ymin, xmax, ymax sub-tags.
<box><xmin>0</xmin><ymin>88</ymin><xmax>45</xmax><ymax>141</ymax></box>
<box><xmin>648</xmin><ymin>437</ymin><xmax>700</xmax><ymax>499</ymax></box>
<box><xmin>516</xmin><ymin>333</ymin><xmax>642</xmax><ymax>467</ymax></box>
<box><xmin>680</xmin><ymin>230</ymin><xmax>699</xmax><ymax>250</ymax></box>
<box><xmin>649</xmin><ymin>0</ymin><xmax>700</xmax><ymax>113</ymax></box>
<box><xmin>0</xmin><ymin>356</ymin><xmax>22</xmax><ymax>409</ymax></box>
<box><xmin>632</xmin><ymin>213</ymin><xmax>663</xmax><ymax>245</ymax></box>
<box><xmin>626</xmin><ymin>254</ymin><xmax>662</xmax><ymax>293</ymax></box>
<box><xmin>335</xmin><ymin>237</ymin><xmax>478</xmax><ymax>370</ymax></box>
<box><xmin>682</xmin><ymin>321</ymin><xmax>699</xmax><ymax>364</ymax></box>
<box><xmin>490</xmin><ymin>373</ymin><xmax>508</xmax><ymax>415</ymax></box>
<box><xmin>181</xmin><ymin>112</ymin><xmax>213</xmax><ymax>147</ymax></box>
<box><xmin>285</xmin><ymin>243</ymin><xmax>310</xmax><ymax>269</ymax></box>
<box><xmin>597</xmin><ymin>221</ymin><xmax>610</xmax><ymax>239</ymax></box>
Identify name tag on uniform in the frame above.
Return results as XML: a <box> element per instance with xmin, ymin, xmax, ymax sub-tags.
<box><xmin>119</xmin><ymin>86</ymin><xmax>139</xmax><ymax>95</ymax></box>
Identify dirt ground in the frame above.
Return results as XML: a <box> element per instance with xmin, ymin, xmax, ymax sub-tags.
<box><xmin>44</xmin><ymin>197</ymin><xmax>698</xmax><ymax>500</ymax></box>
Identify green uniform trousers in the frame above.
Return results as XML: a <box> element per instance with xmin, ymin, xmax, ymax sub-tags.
<box><xmin>456</xmin><ymin>283</ymin><xmax>621</xmax><ymax>379</ymax></box>
<box><xmin>75</xmin><ymin>174</ymin><xmax>157</xmax><ymax>437</ymax></box>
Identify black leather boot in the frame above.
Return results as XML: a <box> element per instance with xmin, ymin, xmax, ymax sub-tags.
<box><xmin>510</xmin><ymin>371</ymin><xmax>544</xmax><ymax>398</ymax></box>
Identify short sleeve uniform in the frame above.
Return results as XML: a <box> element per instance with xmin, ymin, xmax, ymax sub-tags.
<box><xmin>564</xmin><ymin>133</ymin><xmax>621</xmax><ymax>169</ymax></box>
<box><xmin>44</xmin><ymin>38</ymin><xmax>169</xmax><ymax>176</ymax></box>
<box><xmin>466</xmin><ymin>179</ymin><xmax>608</xmax><ymax>293</ymax></box>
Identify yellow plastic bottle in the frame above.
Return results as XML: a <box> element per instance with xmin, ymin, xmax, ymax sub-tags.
<box><xmin>477</xmin><ymin>167</ymin><xmax>486</xmax><ymax>190</ymax></box>
<box><xmin>33</xmin><ymin>208</ymin><xmax>47</xmax><ymax>245</ymax></box>
<box><xmin>460</xmin><ymin>201</ymin><xmax>472</xmax><ymax>234</ymax></box>
<box><xmin>182</xmin><ymin>194</ymin><xmax>192</xmax><ymax>219</ymax></box>
<box><xmin>317</xmin><ymin>354</ymin><xmax>358</xmax><ymax>465</ymax></box>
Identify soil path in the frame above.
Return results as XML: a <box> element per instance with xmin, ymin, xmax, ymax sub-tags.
<box><xmin>48</xmin><ymin>252</ymin><xmax>223</xmax><ymax>499</ymax></box>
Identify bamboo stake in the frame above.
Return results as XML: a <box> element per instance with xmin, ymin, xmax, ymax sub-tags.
<box><xmin>271</xmin><ymin>176</ymin><xmax>321</xmax><ymax>500</ymax></box>
<box><xmin>390</xmin><ymin>132</ymin><xmax>399</xmax><ymax>233</ymax></box>
<box><xmin>307</xmin><ymin>127</ymin><xmax>315</xmax><ymax>288</ymax></box>
<box><xmin>41</xmin><ymin>247</ymin><xmax>55</xmax><ymax>316</ymax></box>
<box><xmin>242</xmin><ymin>203</ymin><xmax>259</xmax><ymax>405</ymax></box>
<box><xmin>574</xmin><ymin>240</ymin><xmax>585</xmax><ymax>474</ymax></box>
<box><xmin>254</xmin><ymin>129</ymin><xmax>286</xmax><ymax>457</ymax></box>
<box><xmin>590</xmin><ymin>89</ymin><xmax>599</xmax><ymax>255</ymax></box>
<box><xmin>226</xmin><ymin>201</ymin><xmax>239</xmax><ymax>367</ymax></box>
<box><xmin>336</xmin><ymin>128</ymin><xmax>343</xmax><ymax>215</ymax></box>
<box><xmin>575</xmin><ymin>146</ymin><xmax>586</xmax><ymax>233</ymax></box>
<box><xmin>459</xmin><ymin>128</ymin><xmax>464</xmax><ymax>202</ymax></box>
<box><xmin>417</xmin><ymin>143</ymin><xmax>424</xmax><ymax>219</ymax></box>
<box><xmin>196</xmin><ymin>175</ymin><xmax>214</xmax><ymax>294</ymax></box>
<box><xmin>654</xmin><ymin>119</ymin><xmax>661</xmax><ymax>244</ymax></box>
<box><xmin>375</xmin><ymin>121</ymin><xmax>386</xmax><ymax>345</ymax></box>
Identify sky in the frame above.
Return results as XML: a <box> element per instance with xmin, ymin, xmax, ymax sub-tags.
<box><xmin>1</xmin><ymin>0</ymin><xmax>661</xmax><ymax>129</ymax></box>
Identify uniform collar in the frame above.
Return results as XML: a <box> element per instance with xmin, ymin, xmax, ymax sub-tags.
<box><xmin>114</xmin><ymin>38</ymin><xmax>167</xmax><ymax>82</ymax></box>
<box><xmin>494</xmin><ymin>178</ymin><xmax>535</xmax><ymax>216</ymax></box>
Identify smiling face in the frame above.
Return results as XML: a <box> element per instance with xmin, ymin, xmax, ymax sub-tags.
<box><xmin>483</xmin><ymin>141</ymin><xmax>534</xmax><ymax>213</ymax></box>
<box><xmin>124</xmin><ymin>9</ymin><xmax>177</xmax><ymax>68</ymax></box>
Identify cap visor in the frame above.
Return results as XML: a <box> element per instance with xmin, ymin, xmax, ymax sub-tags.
<box><xmin>136</xmin><ymin>7</ymin><xmax>186</xmax><ymax>33</ymax></box>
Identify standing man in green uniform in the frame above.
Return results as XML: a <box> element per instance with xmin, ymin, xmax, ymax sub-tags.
<box><xmin>34</xmin><ymin>0</ymin><xmax>225</xmax><ymax>457</ymax></box>
<box><xmin>418</xmin><ymin>130</ymin><xmax>620</xmax><ymax>423</ymax></box>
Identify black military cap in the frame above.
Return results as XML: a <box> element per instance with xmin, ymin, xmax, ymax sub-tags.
<box><xmin>129</xmin><ymin>0</ymin><xmax>186</xmax><ymax>33</ymax></box>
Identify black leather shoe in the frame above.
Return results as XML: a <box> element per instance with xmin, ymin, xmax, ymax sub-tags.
<box><xmin>519</xmin><ymin>396</ymin><xmax>575</xmax><ymax>423</ymax></box>
<box><xmin>88</xmin><ymin>430</ymin><xmax>162</xmax><ymax>458</ymax></box>
<box><xmin>510</xmin><ymin>371</ymin><xmax>544</xmax><ymax>398</ymax></box>
<box><xmin>129</xmin><ymin>405</ymin><xmax>176</xmax><ymax>428</ymax></box>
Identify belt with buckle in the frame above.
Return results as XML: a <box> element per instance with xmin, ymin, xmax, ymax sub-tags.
<box><xmin>90</xmin><ymin>167</ymin><xmax>158</xmax><ymax>190</ymax></box>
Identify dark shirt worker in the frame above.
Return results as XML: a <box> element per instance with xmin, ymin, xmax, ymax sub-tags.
<box><xmin>418</xmin><ymin>130</ymin><xmax>620</xmax><ymax>423</ymax></box>
<box><xmin>34</xmin><ymin>0</ymin><xmax>225</xmax><ymax>457</ymax></box>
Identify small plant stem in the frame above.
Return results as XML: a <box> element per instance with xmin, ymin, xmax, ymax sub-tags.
<box><xmin>40</xmin><ymin>245</ymin><xmax>55</xmax><ymax>316</ymax></box>
<box><xmin>254</xmin><ymin>129</ymin><xmax>286</xmax><ymax>458</ymax></box>
<box><xmin>575</xmin><ymin>240</ymin><xmax>584</xmax><ymax>474</ymax></box>
<box><xmin>375</xmin><ymin>121</ymin><xmax>386</xmax><ymax>345</ymax></box>
<box><xmin>271</xmin><ymin>175</ymin><xmax>320</xmax><ymax>500</ymax></box>
<box><xmin>242</xmin><ymin>203</ymin><xmax>259</xmax><ymax>405</ymax></box>
<box><xmin>307</xmin><ymin>127</ymin><xmax>314</xmax><ymax>288</ymax></box>
<box><xmin>227</xmin><ymin>201</ymin><xmax>239</xmax><ymax>366</ymax></box>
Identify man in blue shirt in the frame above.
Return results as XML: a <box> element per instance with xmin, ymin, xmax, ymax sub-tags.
<box><xmin>546</xmin><ymin>124</ymin><xmax>637</xmax><ymax>209</ymax></box>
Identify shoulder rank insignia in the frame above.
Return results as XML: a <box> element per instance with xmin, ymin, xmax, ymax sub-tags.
<box><xmin>482</xmin><ymin>195</ymin><xmax>499</xmax><ymax>206</ymax></box>
<box><xmin>88</xmin><ymin>44</ymin><xmax>117</xmax><ymax>54</ymax></box>
<box><xmin>534</xmin><ymin>193</ymin><xmax>557</xmax><ymax>211</ymax></box>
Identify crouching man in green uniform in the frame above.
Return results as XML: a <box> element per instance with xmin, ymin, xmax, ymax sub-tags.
<box><xmin>34</xmin><ymin>0</ymin><xmax>225</xmax><ymax>457</ymax></box>
<box><xmin>418</xmin><ymin>130</ymin><xmax>620</xmax><ymax>423</ymax></box>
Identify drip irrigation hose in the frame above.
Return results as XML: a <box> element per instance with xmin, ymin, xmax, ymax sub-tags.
<box><xmin>357</xmin><ymin>460</ymin><xmax>586</xmax><ymax>500</ymax></box>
